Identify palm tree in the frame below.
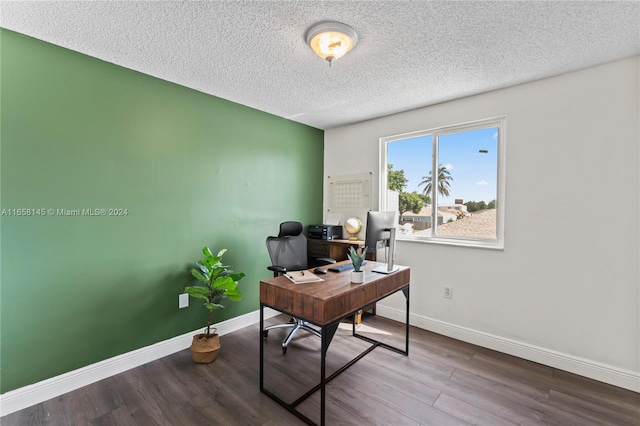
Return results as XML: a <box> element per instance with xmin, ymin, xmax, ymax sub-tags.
<box><xmin>419</xmin><ymin>165</ymin><xmax>453</xmax><ymax>198</ymax></box>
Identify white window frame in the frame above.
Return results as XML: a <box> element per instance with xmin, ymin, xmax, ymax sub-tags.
<box><xmin>379</xmin><ymin>117</ymin><xmax>506</xmax><ymax>250</ymax></box>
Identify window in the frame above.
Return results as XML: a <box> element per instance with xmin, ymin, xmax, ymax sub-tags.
<box><xmin>380</xmin><ymin>117</ymin><xmax>505</xmax><ymax>249</ymax></box>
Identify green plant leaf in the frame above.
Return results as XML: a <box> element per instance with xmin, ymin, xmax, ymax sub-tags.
<box><xmin>347</xmin><ymin>246</ymin><xmax>366</xmax><ymax>272</ymax></box>
<box><xmin>213</xmin><ymin>276</ymin><xmax>237</xmax><ymax>290</ymax></box>
<box><xmin>228</xmin><ymin>272</ymin><xmax>246</xmax><ymax>282</ymax></box>
<box><xmin>209</xmin><ymin>289</ymin><xmax>224</xmax><ymax>304</ymax></box>
<box><xmin>201</xmin><ymin>257</ymin><xmax>215</xmax><ymax>269</ymax></box>
<box><xmin>184</xmin><ymin>288</ymin><xmax>209</xmax><ymax>301</ymax></box>
<box><xmin>211</xmin><ymin>266</ymin><xmax>226</xmax><ymax>278</ymax></box>
<box><xmin>225</xmin><ymin>288</ymin><xmax>243</xmax><ymax>301</ymax></box>
<box><xmin>216</xmin><ymin>248</ymin><xmax>227</xmax><ymax>258</ymax></box>
<box><xmin>190</xmin><ymin>268</ymin><xmax>208</xmax><ymax>283</ymax></box>
<box><xmin>204</xmin><ymin>302</ymin><xmax>224</xmax><ymax>310</ymax></box>
<box><xmin>191</xmin><ymin>293</ymin><xmax>209</xmax><ymax>301</ymax></box>
<box><xmin>194</xmin><ymin>262</ymin><xmax>209</xmax><ymax>276</ymax></box>
<box><xmin>202</xmin><ymin>247</ymin><xmax>213</xmax><ymax>257</ymax></box>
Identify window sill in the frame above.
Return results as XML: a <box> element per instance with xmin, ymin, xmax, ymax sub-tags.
<box><xmin>397</xmin><ymin>235</ymin><xmax>504</xmax><ymax>251</ymax></box>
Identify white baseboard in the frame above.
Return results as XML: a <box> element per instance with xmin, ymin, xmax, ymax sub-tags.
<box><xmin>375</xmin><ymin>304</ymin><xmax>640</xmax><ymax>393</ymax></box>
<box><xmin>0</xmin><ymin>308</ymin><xmax>281</xmax><ymax>417</ymax></box>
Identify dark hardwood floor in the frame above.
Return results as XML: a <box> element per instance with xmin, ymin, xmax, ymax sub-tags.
<box><xmin>3</xmin><ymin>315</ymin><xmax>639</xmax><ymax>425</ymax></box>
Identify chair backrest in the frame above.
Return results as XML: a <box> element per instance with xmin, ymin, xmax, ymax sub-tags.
<box><xmin>266</xmin><ymin>221</ymin><xmax>308</xmax><ymax>274</ymax></box>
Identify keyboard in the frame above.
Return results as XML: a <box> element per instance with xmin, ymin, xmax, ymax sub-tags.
<box><xmin>328</xmin><ymin>261</ymin><xmax>366</xmax><ymax>273</ymax></box>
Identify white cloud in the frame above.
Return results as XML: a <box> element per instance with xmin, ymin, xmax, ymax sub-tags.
<box><xmin>476</xmin><ymin>180</ymin><xmax>488</xmax><ymax>186</ymax></box>
<box><xmin>444</xmin><ymin>163</ymin><xmax>453</xmax><ymax>170</ymax></box>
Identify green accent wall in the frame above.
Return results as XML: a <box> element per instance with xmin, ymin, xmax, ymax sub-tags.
<box><xmin>0</xmin><ymin>29</ymin><xmax>324</xmax><ymax>393</ymax></box>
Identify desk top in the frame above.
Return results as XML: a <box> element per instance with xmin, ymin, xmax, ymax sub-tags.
<box><xmin>260</xmin><ymin>261</ymin><xmax>410</xmax><ymax>326</ymax></box>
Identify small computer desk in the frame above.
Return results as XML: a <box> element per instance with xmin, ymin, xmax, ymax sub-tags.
<box><xmin>259</xmin><ymin>261</ymin><xmax>410</xmax><ymax>426</ymax></box>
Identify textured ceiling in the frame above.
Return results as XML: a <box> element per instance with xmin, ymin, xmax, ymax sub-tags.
<box><xmin>1</xmin><ymin>1</ymin><xmax>639</xmax><ymax>130</ymax></box>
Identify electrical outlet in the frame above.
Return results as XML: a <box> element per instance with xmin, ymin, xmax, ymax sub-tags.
<box><xmin>179</xmin><ymin>293</ymin><xmax>189</xmax><ymax>309</ymax></box>
<box><xmin>444</xmin><ymin>286</ymin><xmax>453</xmax><ymax>299</ymax></box>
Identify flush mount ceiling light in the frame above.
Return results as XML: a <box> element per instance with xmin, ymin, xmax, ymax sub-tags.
<box><xmin>306</xmin><ymin>21</ymin><xmax>358</xmax><ymax>66</ymax></box>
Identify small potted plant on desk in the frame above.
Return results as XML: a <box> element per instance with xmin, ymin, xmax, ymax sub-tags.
<box><xmin>347</xmin><ymin>246</ymin><xmax>367</xmax><ymax>284</ymax></box>
<box><xmin>184</xmin><ymin>247</ymin><xmax>245</xmax><ymax>363</ymax></box>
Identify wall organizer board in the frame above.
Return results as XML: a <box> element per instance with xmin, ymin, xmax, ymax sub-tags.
<box><xmin>327</xmin><ymin>172</ymin><xmax>372</xmax><ymax>213</ymax></box>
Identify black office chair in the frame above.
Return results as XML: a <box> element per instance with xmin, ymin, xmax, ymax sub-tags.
<box><xmin>263</xmin><ymin>221</ymin><xmax>335</xmax><ymax>355</ymax></box>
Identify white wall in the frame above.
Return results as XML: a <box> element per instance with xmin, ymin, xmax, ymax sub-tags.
<box><xmin>324</xmin><ymin>57</ymin><xmax>640</xmax><ymax>391</ymax></box>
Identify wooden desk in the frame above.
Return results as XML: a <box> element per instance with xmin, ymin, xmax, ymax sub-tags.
<box><xmin>259</xmin><ymin>261</ymin><xmax>410</xmax><ymax>426</ymax></box>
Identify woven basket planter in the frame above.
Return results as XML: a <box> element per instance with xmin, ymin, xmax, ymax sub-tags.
<box><xmin>190</xmin><ymin>333</ymin><xmax>221</xmax><ymax>364</ymax></box>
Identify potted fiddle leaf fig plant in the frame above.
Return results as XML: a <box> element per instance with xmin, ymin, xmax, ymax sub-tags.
<box><xmin>184</xmin><ymin>247</ymin><xmax>245</xmax><ymax>363</ymax></box>
<box><xmin>347</xmin><ymin>246</ymin><xmax>367</xmax><ymax>284</ymax></box>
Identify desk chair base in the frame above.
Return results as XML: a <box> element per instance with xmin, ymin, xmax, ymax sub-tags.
<box><xmin>263</xmin><ymin>318</ymin><xmax>321</xmax><ymax>355</ymax></box>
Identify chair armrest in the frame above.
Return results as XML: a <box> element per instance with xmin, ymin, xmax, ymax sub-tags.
<box><xmin>268</xmin><ymin>265</ymin><xmax>287</xmax><ymax>275</ymax></box>
<box><xmin>317</xmin><ymin>257</ymin><xmax>337</xmax><ymax>265</ymax></box>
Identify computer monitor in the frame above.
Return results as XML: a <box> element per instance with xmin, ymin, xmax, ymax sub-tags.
<box><xmin>365</xmin><ymin>211</ymin><xmax>399</xmax><ymax>274</ymax></box>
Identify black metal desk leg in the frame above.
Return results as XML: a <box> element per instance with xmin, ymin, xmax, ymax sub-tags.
<box><xmin>405</xmin><ymin>286</ymin><xmax>410</xmax><ymax>354</ymax></box>
<box><xmin>320</xmin><ymin>324</ymin><xmax>327</xmax><ymax>426</ymax></box>
<box><xmin>260</xmin><ymin>304</ymin><xmax>264</xmax><ymax>391</ymax></box>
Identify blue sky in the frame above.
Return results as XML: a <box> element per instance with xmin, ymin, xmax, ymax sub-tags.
<box><xmin>387</xmin><ymin>127</ymin><xmax>498</xmax><ymax>204</ymax></box>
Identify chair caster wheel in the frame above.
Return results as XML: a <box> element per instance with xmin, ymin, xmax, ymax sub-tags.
<box><xmin>262</xmin><ymin>330</ymin><xmax>269</xmax><ymax>338</ymax></box>
<box><xmin>282</xmin><ymin>346</ymin><xmax>287</xmax><ymax>355</ymax></box>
